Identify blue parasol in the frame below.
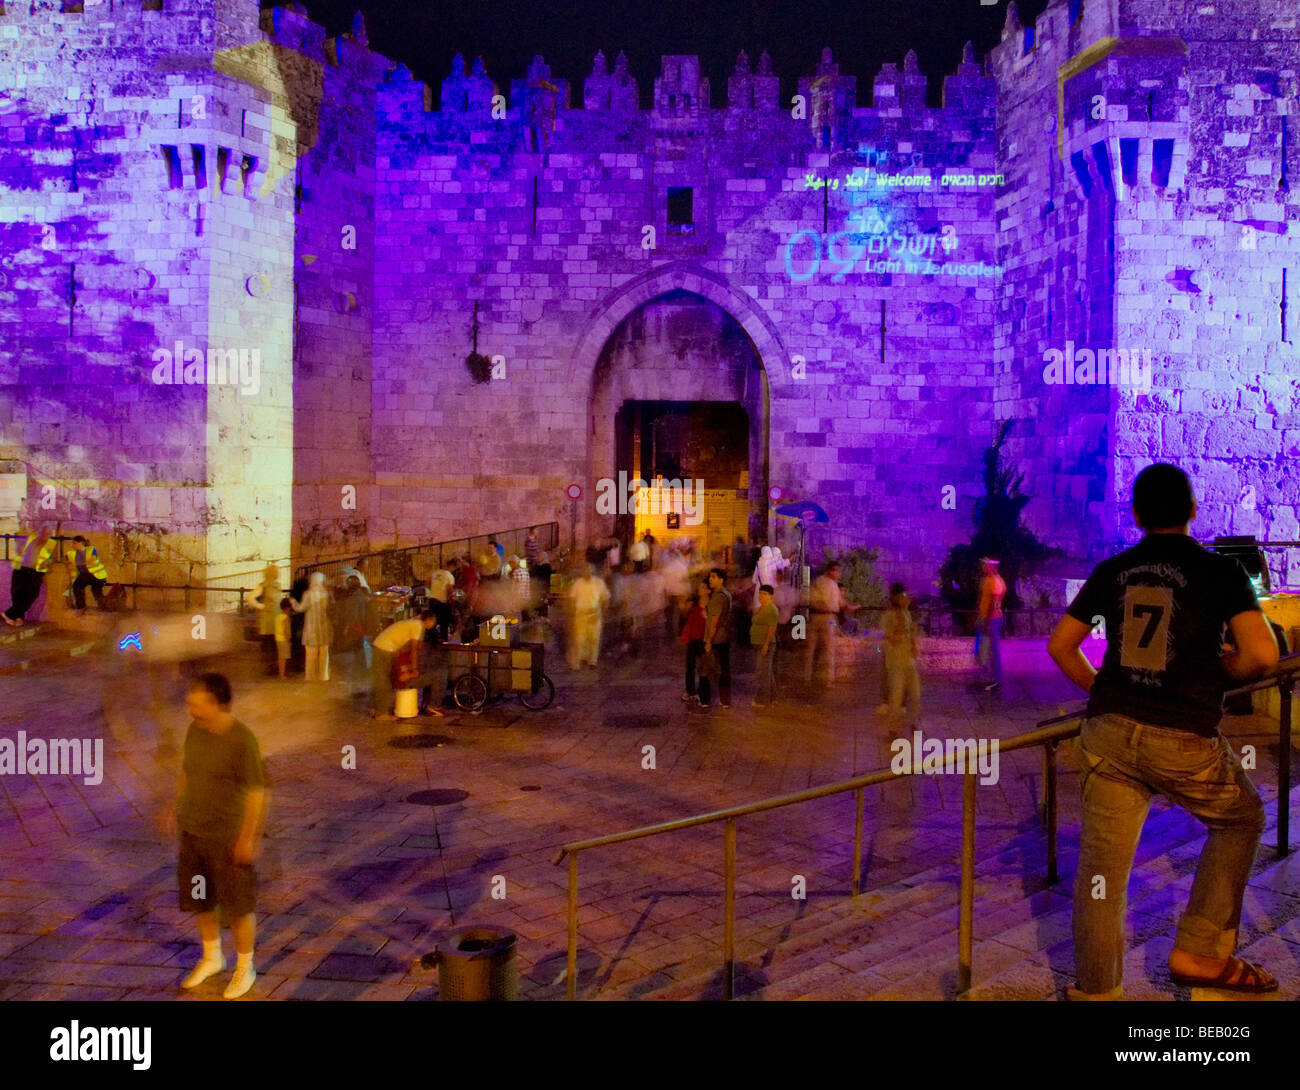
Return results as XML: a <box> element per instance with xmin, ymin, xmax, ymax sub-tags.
<box><xmin>774</xmin><ymin>500</ymin><xmax>830</xmax><ymax>524</ymax></box>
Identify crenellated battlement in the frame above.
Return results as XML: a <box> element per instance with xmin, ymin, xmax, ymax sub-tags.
<box><xmin>2</xmin><ymin>0</ymin><xmax>1295</xmax><ymax>584</ymax></box>
<box><xmin>396</xmin><ymin>43</ymin><xmax>994</xmax><ymax>121</ymax></box>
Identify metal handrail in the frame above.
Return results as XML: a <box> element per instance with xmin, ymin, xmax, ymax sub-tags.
<box><xmin>301</xmin><ymin>522</ymin><xmax>560</xmax><ymax>579</ymax></box>
<box><xmin>82</xmin><ymin>523</ymin><xmax>560</xmax><ymax>609</ymax></box>
<box><xmin>108</xmin><ymin>582</ymin><xmax>255</xmax><ymax>613</ymax></box>
<box><xmin>2</xmin><ymin>531</ymin><xmax>69</xmax><ymax>562</ymax></box>
<box><xmin>552</xmin><ymin>652</ymin><xmax>1300</xmax><ymax>1000</ymax></box>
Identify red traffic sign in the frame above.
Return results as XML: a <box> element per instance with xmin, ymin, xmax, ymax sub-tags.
<box><xmin>566</xmin><ymin>483</ymin><xmax>582</xmax><ymax>500</ymax></box>
<box><xmin>768</xmin><ymin>486</ymin><xmax>784</xmax><ymax>502</ymax></box>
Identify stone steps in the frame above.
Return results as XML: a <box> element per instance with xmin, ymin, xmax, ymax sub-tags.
<box><xmin>590</xmin><ymin>788</ymin><xmax>1300</xmax><ymax>1001</ymax></box>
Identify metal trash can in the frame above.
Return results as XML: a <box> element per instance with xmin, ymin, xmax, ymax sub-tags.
<box><xmin>433</xmin><ymin>926</ymin><xmax>517</xmax><ymax>1001</ymax></box>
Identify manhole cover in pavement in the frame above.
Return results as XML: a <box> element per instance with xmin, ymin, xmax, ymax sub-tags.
<box><xmin>389</xmin><ymin>734</ymin><xmax>454</xmax><ymax>749</ymax></box>
<box><xmin>406</xmin><ymin>789</ymin><xmax>470</xmax><ymax>806</ymax></box>
<box><xmin>604</xmin><ymin>714</ymin><xmax>661</xmax><ymax>730</ymax></box>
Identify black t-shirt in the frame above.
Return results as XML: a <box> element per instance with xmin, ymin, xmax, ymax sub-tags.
<box><xmin>1066</xmin><ymin>534</ymin><xmax>1261</xmax><ymax>735</ymax></box>
<box><xmin>180</xmin><ymin>719</ymin><xmax>266</xmax><ymax>843</ymax></box>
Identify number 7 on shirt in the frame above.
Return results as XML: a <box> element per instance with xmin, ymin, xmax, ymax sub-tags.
<box><xmin>1120</xmin><ymin>585</ymin><xmax>1173</xmax><ymax>672</ymax></box>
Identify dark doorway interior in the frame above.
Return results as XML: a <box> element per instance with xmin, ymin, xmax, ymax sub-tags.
<box><xmin>613</xmin><ymin>400</ymin><xmax>750</xmax><ymax>545</ymax></box>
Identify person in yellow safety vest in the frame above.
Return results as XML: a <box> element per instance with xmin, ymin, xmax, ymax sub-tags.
<box><xmin>69</xmin><ymin>534</ymin><xmax>110</xmax><ymax>611</ymax></box>
<box><xmin>4</xmin><ymin>524</ymin><xmax>56</xmax><ymax>626</ymax></box>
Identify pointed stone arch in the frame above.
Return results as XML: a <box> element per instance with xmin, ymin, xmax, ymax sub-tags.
<box><xmin>571</xmin><ymin>262</ymin><xmax>788</xmax><ymax>393</ymax></box>
<box><xmin>573</xmin><ymin>263</ymin><xmax>788</xmax><ymax>551</ymax></box>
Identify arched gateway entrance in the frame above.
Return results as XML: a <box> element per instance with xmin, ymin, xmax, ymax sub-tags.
<box><xmin>573</xmin><ymin>265</ymin><xmax>783</xmax><ymax>558</ymax></box>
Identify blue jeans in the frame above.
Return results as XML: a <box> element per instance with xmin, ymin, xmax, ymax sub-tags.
<box><xmin>977</xmin><ymin>617</ymin><xmax>1002</xmax><ymax>684</ymax></box>
<box><xmin>1069</xmin><ymin>713</ymin><xmax>1265</xmax><ymax>999</ymax></box>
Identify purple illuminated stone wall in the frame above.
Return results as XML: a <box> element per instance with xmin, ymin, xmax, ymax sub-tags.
<box><xmin>371</xmin><ymin>44</ymin><xmax>1002</xmax><ymax>589</ymax></box>
<box><xmin>0</xmin><ymin>0</ymin><xmax>297</xmax><ymax>584</ymax></box>
<box><xmin>2</xmin><ymin>0</ymin><xmax>1297</xmax><ymax>595</ymax></box>
<box><xmin>990</xmin><ymin>0</ymin><xmax>1300</xmax><ymax>583</ymax></box>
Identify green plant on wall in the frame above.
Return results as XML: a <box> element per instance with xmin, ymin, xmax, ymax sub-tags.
<box><xmin>938</xmin><ymin>418</ymin><xmax>1058</xmax><ymax>635</ymax></box>
<box><xmin>820</xmin><ymin>545</ymin><xmax>888</xmax><ymax>609</ymax></box>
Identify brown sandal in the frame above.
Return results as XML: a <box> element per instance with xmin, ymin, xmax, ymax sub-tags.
<box><xmin>1170</xmin><ymin>957</ymin><xmax>1278</xmax><ymax>993</ymax></box>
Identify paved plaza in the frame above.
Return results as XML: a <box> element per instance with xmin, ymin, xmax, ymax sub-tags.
<box><xmin>1</xmin><ymin>625</ymin><xmax>1297</xmax><ymax>1001</ymax></box>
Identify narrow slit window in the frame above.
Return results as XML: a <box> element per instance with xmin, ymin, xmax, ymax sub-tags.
<box><xmin>667</xmin><ymin>186</ymin><xmax>694</xmax><ymax>234</ymax></box>
<box><xmin>1120</xmin><ymin>138</ymin><xmax>1140</xmax><ymax>188</ymax></box>
<box><xmin>216</xmin><ymin>146</ymin><xmax>230</xmax><ymax>192</ymax></box>
<box><xmin>1070</xmin><ymin>150</ymin><xmax>1093</xmax><ymax>197</ymax></box>
<box><xmin>159</xmin><ymin>145</ymin><xmax>182</xmax><ymax>189</ymax></box>
<box><xmin>1151</xmin><ymin>139</ymin><xmax>1174</xmax><ymax>187</ymax></box>
<box><xmin>1092</xmin><ymin>140</ymin><xmax>1114</xmax><ymax>193</ymax></box>
<box><xmin>190</xmin><ymin>144</ymin><xmax>206</xmax><ymax>190</ymax></box>
<box><xmin>240</xmin><ymin>154</ymin><xmax>257</xmax><ymax>198</ymax></box>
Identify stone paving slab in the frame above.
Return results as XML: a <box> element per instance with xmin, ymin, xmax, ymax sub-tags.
<box><xmin>0</xmin><ymin>633</ymin><xmax>1294</xmax><ymax>1001</ymax></box>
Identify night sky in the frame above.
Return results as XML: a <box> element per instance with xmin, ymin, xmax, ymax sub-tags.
<box><xmin>262</xmin><ymin>0</ymin><xmax>1054</xmax><ymax>107</ymax></box>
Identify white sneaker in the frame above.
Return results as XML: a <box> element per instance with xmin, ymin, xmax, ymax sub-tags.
<box><xmin>181</xmin><ymin>954</ymin><xmax>225</xmax><ymax>989</ymax></box>
<box><xmin>223</xmin><ymin>963</ymin><xmax>256</xmax><ymax>999</ymax></box>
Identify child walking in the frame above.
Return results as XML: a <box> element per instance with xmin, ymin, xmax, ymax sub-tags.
<box><xmin>274</xmin><ymin>598</ymin><xmax>292</xmax><ymax>679</ymax></box>
<box><xmin>876</xmin><ymin>582</ymin><xmax>921</xmax><ymax>725</ymax></box>
<box><xmin>680</xmin><ymin>586</ymin><xmax>709</xmax><ymax>706</ymax></box>
<box><xmin>750</xmin><ymin>584</ymin><xmax>779</xmax><ymax>708</ymax></box>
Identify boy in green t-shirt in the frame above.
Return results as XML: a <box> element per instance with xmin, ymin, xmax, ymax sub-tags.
<box><xmin>750</xmin><ymin>584</ymin><xmax>780</xmax><ymax>708</ymax></box>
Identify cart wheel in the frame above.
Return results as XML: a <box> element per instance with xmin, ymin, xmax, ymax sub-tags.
<box><xmin>518</xmin><ymin>673</ymin><xmax>555</xmax><ymax>711</ymax></box>
<box><xmin>453</xmin><ymin>674</ymin><xmax>488</xmax><ymax>711</ymax></box>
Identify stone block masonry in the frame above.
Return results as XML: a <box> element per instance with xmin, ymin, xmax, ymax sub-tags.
<box><xmin>1</xmin><ymin>0</ymin><xmax>1296</xmax><ymax>595</ymax></box>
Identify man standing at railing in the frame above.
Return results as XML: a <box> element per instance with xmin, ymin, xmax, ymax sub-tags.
<box><xmin>1048</xmin><ymin>463</ymin><xmax>1280</xmax><ymax>1000</ymax></box>
<box><xmin>3</xmin><ymin>524</ymin><xmax>55</xmax><ymax>626</ymax></box>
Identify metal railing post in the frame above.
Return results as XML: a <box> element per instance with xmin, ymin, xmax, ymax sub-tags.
<box><xmin>566</xmin><ymin>852</ymin><xmax>579</xmax><ymax>1000</ymax></box>
<box><xmin>723</xmin><ymin>818</ymin><xmax>737</xmax><ymax>1000</ymax></box>
<box><xmin>958</xmin><ymin>772</ymin><xmax>976</xmax><ymax>996</ymax></box>
<box><xmin>1279</xmin><ymin>677</ymin><xmax>1294</xmax><ymax>857</ymax></box>
<box><xmin>1045</xmin><ymin>741</ymin><xmax>1059</xmax><ymax>884</ymax></box>
<box><xmin>852</xmin><ymin>787</ymin><xmax>864</xmax><ymax>897</ymax></box>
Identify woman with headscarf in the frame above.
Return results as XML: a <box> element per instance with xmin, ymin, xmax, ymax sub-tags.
<box><xmin>293</xmin><ymin>571</ymin><xmax>334</xmax><ymax>681</ymax></box>
<box><xmin>249</xmin><ymin>564</ymin><xmax>282</xmax><ymax>676</ymax></box>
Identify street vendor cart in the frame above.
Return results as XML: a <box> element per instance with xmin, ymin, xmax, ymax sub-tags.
<box><xmin>446</xmin><ymin>619</ymin><xmax>554</xmax><ymax>711</ymax></box>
